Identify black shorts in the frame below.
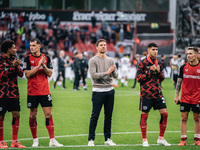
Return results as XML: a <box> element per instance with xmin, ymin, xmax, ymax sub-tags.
<box><xmin>0</xmin><ymin>98</ymin><xmax>20</xmax><ymax>115</ymax></box>
<box><xmin>180</xmin><ymin>102</ymin><xmax>200</xmax><ymax>112</ymax></box>
<box><xmin>139</xmin><ymin>97</ymin><xmax>167</xmax><ymax>112</ymax></box>
<box><xmin>27</xmin><ymin>95</ymin><xmax>52</xmax><ymax>108</ymax></box>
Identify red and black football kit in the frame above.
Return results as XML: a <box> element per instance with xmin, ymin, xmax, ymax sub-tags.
<box><xmin>137</xmin><ymin>55</ymin><xmax>168</xmax><ymax>140</ymax></box>
<box><xmin>24</xmin><ymin>53</ymin><xmax>56</xmax><ymax>140</ymax></box>
<box><xmin>0</xmin><ymin>55</ymin><xmax>23</xmax><ymax>114</ymax></box>
<box><xmin>178</xmin><ymin>63</ymin><xmax>200</xmax><ymax>112</ymax></box>
<box><xmin>136</xmin><ymin>55</ymin><xmax>166</xmax><ymax>112</ymax></box>
<box><xmin>0</xmin><ymin>55</ymin><xmax>24</xmax><ymax>143</ymax></box>
<box><xmin>23</xmin><ymin>53</ymin><xmax>53</xmax><ymax>108</ymax></box>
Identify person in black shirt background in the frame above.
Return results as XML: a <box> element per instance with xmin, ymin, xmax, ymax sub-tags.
<box><xmin>53</xmin><ymin>50</ymin><xmax>68</xmax><ymax>89</ymax></box>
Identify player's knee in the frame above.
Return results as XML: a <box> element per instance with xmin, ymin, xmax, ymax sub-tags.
<box><xmin>12</xmin><ymin>112</ymin><xmax>20</xmax><ymax>118</ymax></box>
<box><xmin>45</xmin><ymin>113</ymin><xmax>52</xmax><ymax>118</ymax></box>
<box><xmin>181</xmin><ymin>116</ymin><xmax>188</xmax><ymax>122</ymax></box>
<box><xmin>193</xmin><ymin>116</ymin><xmax>200</xmax><ymax>123</ymax></box>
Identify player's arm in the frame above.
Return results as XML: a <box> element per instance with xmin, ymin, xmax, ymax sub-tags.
<box><xmin>174</xmin><ymin>65</ymin><xmax>184</xmax><ymax>104</ymax></box>
<box><xmin>13</xmin><ymin>59</ymin><xmax>24</xmax><ymax>77</ymax></box>
<box><xmin>157</xmin><ymin>63</ymin><xmax>165</xmax><ymax>82</ymax></box>
<box><xmin>0</xmin><ymin>59</ymin><xmax>17</xmax><ymax>79</ymax></box>
<box><xmin>136</xmin><ymin>61</ymin><xmax>153</xmax><ymax>83</ymax></box>
<box><xmin>174</xmin><ymin>78</ymin><xmax>182</xmax><ymax>104</ymax></box>
<box><xmin>23</xmin><ymin>56</ymin><xmax>41</xmax><ymax>78</ymax></box>
<box><xmin>42</xmin><ymin>55</ymin><xmax>52</xmax><ymax>77</ymax></box>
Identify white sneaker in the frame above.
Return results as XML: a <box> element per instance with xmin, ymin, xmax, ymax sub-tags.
<box><xmin>32</xmin><ymin>138</ymin><xmax>39</xmax><ymax>147</ymax></box>
<box><xmin>49</xmin><ymin>138</ymin><xmax>63</xmax><ymax>147</ymax></box>
<box><xmin>142</xmin><ymin>141</ymin><xmax>149</xmax><ymax>147</ymax></box>
<box><xmin>157</xmin><ymin>139</ymin><xmax>171</xmax><ymax>146</ymax></box>
<box><xmin>88</xmin><ymin>140</ymin><xmax>95</xmax><ymax>146</ymax></box>
<box><xmin>105</xmin><ymin>138</ymin><xmax>116</xmax><ymax>146</ymax></box>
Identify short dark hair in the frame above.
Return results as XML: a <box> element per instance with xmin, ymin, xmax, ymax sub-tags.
<box><xmin>147</xmin><ymin>43</ymin><xmax>158</xmax><ymax>48</ymax></box>
<box><xmin>188</xmin><ymin>47</ymin><xmax>198</xmax><ymax>53</ymax></box>
<box><xmin>30</xmin><ymin>38</ymin><xmax>41</xmax><ymax>44</ymax></box>
<box><xmin>0</xmin><ymin>40</ymin><xmax>15</xmax><ymax>53</ymax></box>
<box><xmin>96</xmin><ymin>39</ymin><xmax>106</xmax><ymax>47</ymax></box>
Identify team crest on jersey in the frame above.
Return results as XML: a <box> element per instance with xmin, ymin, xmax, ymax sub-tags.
<box><xmin>185</xmin><ymin>69</ymin><xmax>188</xmax><ymax>72</ymax></box>
<box><xmin>197</xmin><ymin>69</ymin><xmax>200</xmax><ymax>73</ymax></box>
<box><xmin>31</xmin><ymin>61</ymin><xmax>34</xmax><ymax>64</ymax></box>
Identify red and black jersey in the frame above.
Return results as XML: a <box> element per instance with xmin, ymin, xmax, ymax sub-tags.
<box><xmin>136</xmin><ymin>55</ymin><xmax>164</xmax><ymax>100</ymax></box>
<box><xmin>178</xmin><ymin>63</ymin><xmax>200</xmax><ymax>104</ymax></box>
<box><xmin>23</xmin><ymin>53</ymin><xmax>52</xmax><ymax>96</ymax></box>
<box><xmin>0</xmin><ymin>55</ymin><xmax>23</xmax><ymax>98</ymax></box>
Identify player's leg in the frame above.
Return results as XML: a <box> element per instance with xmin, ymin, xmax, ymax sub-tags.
<box><xmin>30</xmin><ymin>108</ymin><xmax>39</xmax><ymax>147</ymax></box>
<box><xmin>193</xmin><ymin>109</ymin><xmax>200</xmax><ymax>146</ymax></box>
<box><xmin>0</xmin><ymin>98</ymin><xmax>7</xmax><ymax>148</ymax></box>
<box><xmin>153</xmin><ymin>97</ymin><xmax>170</xmax><ymax>146</ymax></box>
<box><xmin>28</xmin><ymin>95</ymin><xmax>39</xmax><ymax>147</ymax></box>
<box><xmin>139</xmin><ymin>99</ymin><xmax>152</xmax><ymax>147</ymax></box>
<box><xmin>179</xmin><ymin>111</ymin><xmax>189</xmax><ymax>146</ymax></box>
<box><xmin>104</xmin><ymin>89</ymin><xmax>116</xmax><ymax>146</ymax></box>
<box><xmin>11</xmin><ymin>111</ymin><xmax>25</xmax><ymax>148</ymax></box>
<box><xmin>41</xmin><ymin>95</ymin><xmax>63</xmax><ymax>147</ymax></box>
<box><xmin>157</xmin><ymin>108</ymin><xmax>170</xmax><ymax>146</ymax></box>
<box><xmin>88</xmin><ymin>92</ymin><xmax>104</xmax><ymax>146</ymax></box>
<box><xmin>0</xmin><ymin>114</ymin><xmax>8</xmax><ymax>149</ymax></box>
<box><xmin>179</xmin><ymin>102</ymin><xmax>190</xmax><ymax>146</ymax></box>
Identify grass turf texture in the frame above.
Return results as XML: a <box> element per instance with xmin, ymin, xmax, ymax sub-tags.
<box><xmin>3</xmin><ymin>78</ymin><xmax>199</xmax><ymax>149</ymax></box>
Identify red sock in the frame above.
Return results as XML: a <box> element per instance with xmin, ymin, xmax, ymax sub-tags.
<box><xmin>46</xmin><ymin>117</ymin><xmax>55</xmax><ymax>139</ymax></box>
<box><xmin>0</xmin><ymin>118</ymin><xmax>4</xmax><ymax>141</ymax></box>
<box><xmin>29</xmin><ymin>117</ymin><xmax>37</xmax><ymax>139</ymax></box>
<box><xmin>159</xmin><ymin>112</ymin><xmax>168</xmax><ymax>137</ymax></box>
<box><xmin>12</xmin><ymin>117</ymin><xmax>19</xmax><ymax>142</ymax></box>
<box><xmin>140</xmin><ymin>114</ymin><xmax>148</xmax><ymax>139</ymax></box>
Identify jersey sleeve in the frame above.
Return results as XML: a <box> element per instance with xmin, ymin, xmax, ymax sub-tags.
<box><xmin>178</xmin><ymin>64</ymin><xmax>185</xmax><ymax>78</ymax></box>
<box><xmin>23</xmin><ymin>56</ymin><xmax>30</xmax><ymax>70</ymax></box>
<box><xmin>46</xmin><ymin>55</ymin><xmax>53</xmax><ymax>69</ymax></box>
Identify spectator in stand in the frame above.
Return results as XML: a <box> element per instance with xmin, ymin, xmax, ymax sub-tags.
<box><xmin>91</xmin><ymin>15</ymin><xmax>97</xmax><ymax>28</ymax></box>
<box><xmin>47</xmin><ymin>13</ymin><xmax>54</xmax><ymax>28</ymax></box>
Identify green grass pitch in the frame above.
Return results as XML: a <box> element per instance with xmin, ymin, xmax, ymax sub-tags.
<box><xmin>3</xmin><ymin>78</ymin><xmax>199</xmax><ymax>149</ymax></box>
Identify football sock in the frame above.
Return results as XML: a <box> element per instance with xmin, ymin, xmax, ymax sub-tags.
<box><xmin>194</xmin><ymin>134</ymin><xmax>200</xmax><ymax>141</ymax></box>
<box><xmin>29</xmin><ymin>117</ymin><xmax>37</xmax><ymax>139</ymax></box>
<box><xmin>12</xmin><ymin>117</ymin><xmax>19</xmax><ymax>142</ymax></box>
<box><xmin>46</xmin><ymin>117</ymin><xmax>55</xmax><ymax>139</ymax></box>
<box><xmin>140</xmin><ymin>114</ymin><xmax>148</xmax><ymax>139</ymax></box>
<box><xmin>159</xmin><ymin>112</ymin><xmax>168</xmax><ymax>137</ymax></box>
<box><xmin>181</xmin><ymin>135</ymin><xmax>187</xmax><ymax>141</ymax></box>
<box><xmin>0</xmin><ymin>118</ymin><xmax>4</xmax><ymax>141</ymax></box>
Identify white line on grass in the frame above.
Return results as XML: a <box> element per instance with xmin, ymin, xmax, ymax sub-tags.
<box><xmin>8</xmin><ymin>143</ymin><xmax>196</xmax><ymax>149</ymax></box>
<box><xmin>5</xmin><ymin>131</ymin><xmax>194</xmax><ymax>142</ymax></box>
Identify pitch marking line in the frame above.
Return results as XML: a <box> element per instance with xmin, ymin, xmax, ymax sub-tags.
<box><xmin>7</xmin><ymin>143</ymin><xmax>196</xmax><ymax>149</ymax></box>
<box><xmin>5</xmin><ymin>130</ymin><xmax>194</xmax><ymax>142</ymax></box>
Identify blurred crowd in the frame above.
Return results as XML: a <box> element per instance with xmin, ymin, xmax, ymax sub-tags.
<box><xmin>176</xmin><ymin>0</ymin><xmax>200</xmax><ymax>51</ymax></box>
<box><xmin>0</xmin><ymin>12</ymin><xmax>134</xmax><ymax>61</ymax></box>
